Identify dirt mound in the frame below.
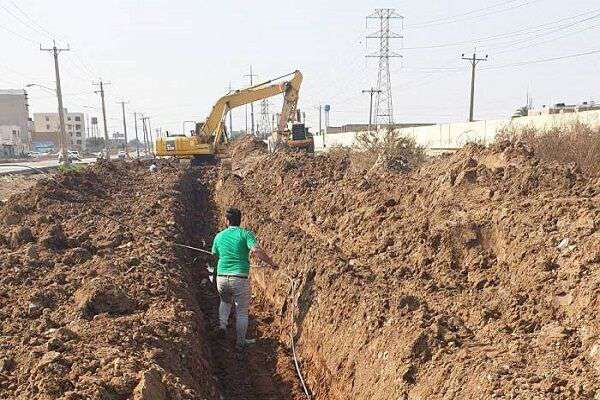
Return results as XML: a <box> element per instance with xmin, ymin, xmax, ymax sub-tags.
<box><xmin>0</xmin><ymin>161</ymin><xmax>221</xmax><ymax>399</ymax></box>
<box><xmin>229</xmin><ymin>134</ymin><xmax>268</xmax><ymax>160</ymax></box>
<box><xmin>216</xmin><ymin>139</ymin><xmax>600</xmax><ymax>399</ymax></box>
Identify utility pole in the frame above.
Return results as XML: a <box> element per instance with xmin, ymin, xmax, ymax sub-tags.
<box><xmin>461</xmin><ymin>51</ymin><xmax>488</xmax><ymax>122</ymax></box>
<box><xmin>244</xmin><ymin>65</ymin><xmax>258</xmax><ymax>135</ymax></box>
<box><xmin>117</xmin><ymin>101</ymin><xmax>129</xmax><ymax>155</ymax></box>
<box><xmin>147</xmin><ymin>117</ymin><xmax>153</xmax><ymax>155</ymax></box>
<box><xmin>362</xmin><ymin>88</ymin><xmax>382</xmax><ymax>132</ymax></box>
<box><xmin>366</xmin><ymin>8</ymin><xmax>403</xmax><ymax>125</ymax></box>
<box><xmin>139</xmin><ymin>113</ymin><xmax>148</xmax><ymax>155</ymax></box>
<box><xmin>318</xmin><ymin>105</ymin><xmax>322</xmax><ymax>135</ymax></box>
<box><xmin>40</xmin><ymin>41</ymin><xmax>70</xmax><ymax>165</ymax></box>
<box><xmin>93</xmin><ymin>80</ymin><xmax>111</xmax><ymax>157</ymax></box>
<box><xmin>140</xmin><ymin>116</ymin><xmax>151</xmax><ymax>156</ymax></box>
<box><xmin>133</xmin><ymin>111</ymin><xmax>140</xmax><ymax>158</ymax></box>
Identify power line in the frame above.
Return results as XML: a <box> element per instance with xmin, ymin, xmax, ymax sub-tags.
<box><xmin>7</xmin><ymin>0</ymin><xmax>61</xmax><ymax>41</ymax></box>
<box><xmin>402</xmin><ymin>8</ymin><xmax>600</xmax><ymax>50</ymax></box>
<box><xmin>0</xmin><ymin>3</ymin><xmax>52</xmax><ymax>41</ymax></box>
<box><xmin>0</xmin><ymin>22</ymin><xmax>37</xmax><ymax>44</ymax></box>
<box><xmin>408</xmin><ymin>0</ymin><xmax>522</xmax><ymax>27</ymax></box>
<box><xmin>482</xmin><ymin>48</ymin><xmax>600</xmax><ymax>70</ymax></box>
<box><xmin>492</xmin><ymin>15</ymin><xmax>600</xmax><ymax>55</ymax></box>
<box><xmin>407</xmin><ymin>0</ymin><xmax>543</xmax><ymax>30</ymax></box>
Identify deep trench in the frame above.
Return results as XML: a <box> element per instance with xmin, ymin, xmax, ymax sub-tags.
<box><xmin>175</xmin><ymin>165</ymin><xmax>307</xmax><ymax>400</ymax></box>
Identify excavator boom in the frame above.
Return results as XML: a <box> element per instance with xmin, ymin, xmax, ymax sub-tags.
<box><xmin>155</xmin><ymin>70</ymin><xmax>310</xmax><ymax>160</ymax></box>
<box><xmin>199</xmin><ymin>70</ymin><xmax>303</xmax><ymax>146</ymax></box>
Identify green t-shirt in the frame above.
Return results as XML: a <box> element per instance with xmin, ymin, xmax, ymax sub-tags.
<box><xmin>211</xmin><ymin>226</ymin><xmax>257</xmax><ymax>277</ymax></box>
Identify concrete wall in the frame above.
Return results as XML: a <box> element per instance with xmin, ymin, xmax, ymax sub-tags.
<box><xmin>315</xmin><ymin>109</ymin><xmax>600</xmax><ymax>153</ymax></box>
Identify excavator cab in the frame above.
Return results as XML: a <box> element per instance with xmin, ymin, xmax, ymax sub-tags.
<box><xmin>288</xmin><ymin>123</ymin><xmax>314</xmax><ymax>152</ymax></box>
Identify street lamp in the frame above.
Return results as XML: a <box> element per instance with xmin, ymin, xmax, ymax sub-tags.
<box><xmin>26</xmin><ymin>83</ymin><xmax>56</xmax><ymax>93</ymax></box>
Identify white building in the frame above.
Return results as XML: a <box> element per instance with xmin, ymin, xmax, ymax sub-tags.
<box><xmin>33</xmin><ymin>109</ymin><xmax>86</xmax><ymax>151</ymax></box>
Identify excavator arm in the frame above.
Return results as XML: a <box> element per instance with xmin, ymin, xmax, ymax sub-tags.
<box><xmin>155</xmin><ymin>70</ymin><xmax>305</xmax><ymax>160</ymax></box>
<box><xmin>197</xmin><ymin>70</ymin><xmax>303</xmax><ymax>147</ymax></box>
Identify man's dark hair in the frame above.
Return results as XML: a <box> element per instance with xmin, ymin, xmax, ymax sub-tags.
<box><xmin>226</xmin><ymin>207</ymin><xmax>241</xmax><ymax>226</ymax></box>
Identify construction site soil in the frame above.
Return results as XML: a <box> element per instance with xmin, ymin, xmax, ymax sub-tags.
<box><xmin>0</xmin><ymin>174</ymin><xmax>44</xmax><ymax>202</ymax></box>
<box><xmin>0</xmin><ymin>137</ymin><xmax>599</xmax><ymax>399</ymax></box>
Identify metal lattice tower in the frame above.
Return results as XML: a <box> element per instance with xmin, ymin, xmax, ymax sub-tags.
<box><xmin>258</xmin><ymin>99</ymin><xmax>271</xmax><ymax>139</ymax></box>
<box><xmin>366</xmin><ymin>8</ymin><xmax>403</xmax><ymax>125</ymax></box>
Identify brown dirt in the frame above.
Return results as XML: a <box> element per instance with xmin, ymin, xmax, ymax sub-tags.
<box><xmin>215</xmin><ymin>136</ymin><xmax>600</xmax><ymax>399</ymax></box>
<box><xmin>0</xmin><ymin>160</ymin><xmax>306</xmax><ymax>399</ymax></box>
<box><xmin>176</xmin><ymin>164</ymin><xmax>306</xmax><ymax>400</ymax></box>
<box><xmin>0</xmin><ymin>174</ymin><xmax>45</xmax><ymax>202</ymax></box>
<box><xmin>2</xmin><ymin>134</ymin><xmax>599</xmax><ymax>400</ymax></box>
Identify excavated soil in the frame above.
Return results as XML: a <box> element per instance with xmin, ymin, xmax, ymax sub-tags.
<box><xmin>0</xmin><ymin>174</ymin><xmax>44</xmax><ymax>202</ymax></box>
<box><xmin>0</xmin><ymin>160</ymin><xmax>305</xmax><ymax>400</ymax></box>
<box><xmin>1</xmin><ymin>136</ymin><xmax>599</xmax><ymax>400</ymax></box>
<box><xmin>215</xmin><ymin>136</ymin><xmax>600</xmax><ymax>399</ymax></box>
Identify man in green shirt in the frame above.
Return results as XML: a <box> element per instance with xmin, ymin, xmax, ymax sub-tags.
<box><xmin>211</xmin><ymin>207</ymin><xmax>277</xmax><ymax>351</ymax></box>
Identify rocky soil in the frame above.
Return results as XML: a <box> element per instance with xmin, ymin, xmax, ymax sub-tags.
<box><xmin>0</xmin><ymin>174</ymin><xmax>44</xmax><ymax>202</ymax></box>
<box><xmin>0</xmin><ymin>160</ymin><xmax>224</xmax><ymax>399</ymax></box>
<box><xmin>0</xmin><ymin>158</ymin><xmax>307</xmax><ymax>400</ymax></box>
<box><xmin>1</xmin><ymin>135</ymin><xmax>599</xmax><ymax>400</ymax></box>
<box><xmin>215</xmin><ymin>136</ymin><xmax>600</xmax><ymax>399</ymax></box>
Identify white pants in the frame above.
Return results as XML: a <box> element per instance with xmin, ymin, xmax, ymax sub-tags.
<box><xmin>217</xmin><ymin>276</ymin><xmax>250</xmax><ymax>347</ymax></box>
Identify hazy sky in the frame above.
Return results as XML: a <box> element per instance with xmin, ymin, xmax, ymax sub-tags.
<box><xmin>2</xmin><ymin>0</ymin><xmax>600</xmax><ymax>137</ymax></box>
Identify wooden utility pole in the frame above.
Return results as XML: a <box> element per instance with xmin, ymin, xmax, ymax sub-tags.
<box><xmin>133</xmin><ymin>111</ymin><xmax>140</xmax><ymax>158</ymax></box>
<box><xmin>461</xmin><ymin>52</ymin><xmax>488</xmax><ymax>122</ymax></box>
<box><xmin>93</xmin><ymin>80</ymin><xmax>111</xmax><ymax>156</ymax></box>
<box><xmin>117</xmin><ymin>101</ymin><xmax>129</xmax><ymax>154</ymax></box>
<box><xmin>40</xmin><ymin>41</ymin><xmax>70</xmax><ymax>165</ymax></box>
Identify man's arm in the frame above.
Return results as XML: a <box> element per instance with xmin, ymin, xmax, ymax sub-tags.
<box><xmin>250</xmin><ymin>245</ymin><xmax>277</xmax><ymax>269</ymax></box>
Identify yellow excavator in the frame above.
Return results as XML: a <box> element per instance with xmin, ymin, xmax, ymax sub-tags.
<box><xmin>155</xmin><ymin>70</ymin><xmax>313</xmax><ymax>162</ymax></box>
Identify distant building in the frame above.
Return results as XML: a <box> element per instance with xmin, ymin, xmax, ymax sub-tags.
<box><xmin>32</xmin><ymin>109</ymin><xmax>86</xmax><ymax>152</ymax></box>
<box><xmin>528</xmin><ymin>101</ymin><xmax>600</xmax><ymax>116</ymax></box>
<box><xmin>0</xmin><ymin>125</ymin><xmax>24</xmax><ymax>158</ymax></box>
<box><xmin>0</xmin><ymin>89</ymin><xmax>31</xmax><ymax>157</ymax></box>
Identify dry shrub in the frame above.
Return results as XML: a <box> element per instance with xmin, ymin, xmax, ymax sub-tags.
<box><xmin>351</xmin><ymin>129</ymin><xmax>426</xmax><ymax>172</ymax></box>
<box><xmin>496</xmin><ymin>122</ymin><xmax>600</xmax><ymax>176</ymax></box>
